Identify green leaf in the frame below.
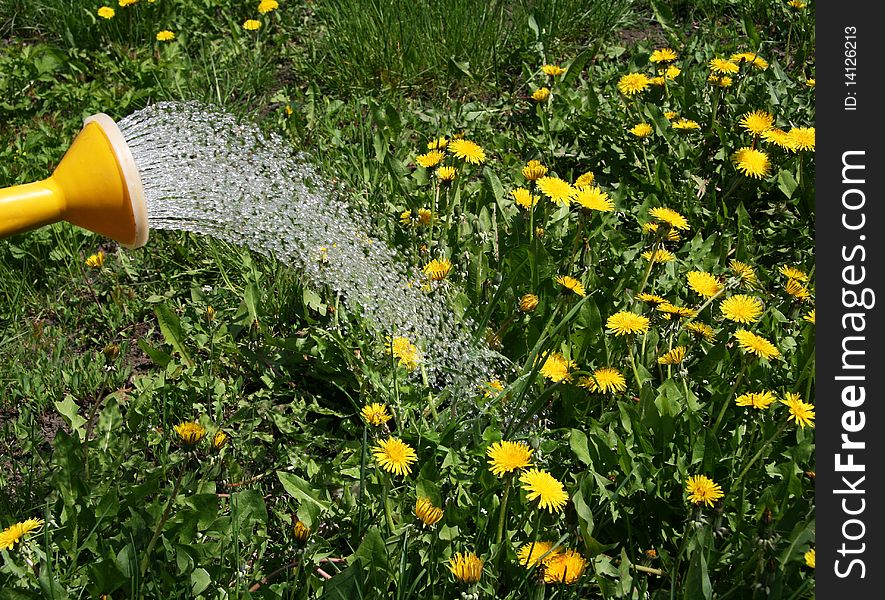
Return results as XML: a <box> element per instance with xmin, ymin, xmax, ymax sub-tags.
<box><xmin>277</xmin><ymin>471</ymin><xmax>332</xmax><ymax>526</ymax></box>
<box><xmin>562</xmin><ymin>48</ymin><xmax>592</xmax><ymax>89</ymax></box>
<box><xmin>54</xmin><ymin>396</ymin><xmax>87</xmax><ymax>439</ymax></box>
<box><xmin>137</xmin><ymin>339</ymin><xmax>171</xmax><ymax>368</ymax></box>
<box><xmin>778</xmin><ymin>169</ymin><xmax>798</xmax><ymax>199</ymax></box>
<box><xmin>684</xmin><ymin>549</ymin><xmax>713</xmax><ymax>600</ymax></box>
<box><xmin>569</xmin><ymin>429</ymin><xmax>593</xmax><ymax>466</ymax></box>
<box><xmin>191</xmin><ymin>568</ymin><xmax>211</xmax><ymax>595</ymax></box>
<box><xmin>154</xmin><ymin>304</ymin><xmax>193</xmax><ymax>367</ymax></box>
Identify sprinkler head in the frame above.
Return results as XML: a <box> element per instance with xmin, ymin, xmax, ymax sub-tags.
<box><xmin>0</xmin><ymin>113</ymin><xmax>148</xmax><ymax>248</ymax></box>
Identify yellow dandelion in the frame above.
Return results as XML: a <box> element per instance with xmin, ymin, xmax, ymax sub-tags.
<box><xmin>672</xmin><ymin>118</ymin><xmax>701</xmax><ymax>130</ymax></box>
<box><xmin>685</xmin><ymin>322</ymin><xmax>715</xmax><ymax>341</ymax></box>
<box><xmin>536</xmin><ymin>176</ymin><xmax>576</xmax><ymax>205</ymax></box>
<box><xmin>734</xmin><ymin>329</ymin><xmax>780</xmax><ymax>360</ymax></box>
<box><xmin>573</xmin><ymin>170</ymin><xmax>595</xmax><ymax>188</ymax></box>
<box><xmin>762</xmin><ymin>128</ymin><xmax>794</xmax><ymax>150</ymax></box>
<box><xmin>650</xmin><ymin>48</ymin><xmax>678</xmax><ymax>63</ymax></box>
<box><xmin>685</xmin><ymin>475</ymin><xmax>724</xmax><ymax>507</ymax></box>
<box><xmin>788</xmin><ymin>0</ymin><xmax>807</xmax><ymax>9</ymax></box>
<box><xmin>687</xmin><ymin>271</ymin><xmax>723</xmax><ymax>298</ymax></box>
<box><xmin>787</xmin><ymin>127</ymin><xmax>815</xmax><ymax>152</ymax></box>
<box><xmin>97</xmin><ymin>6</ymin><xmax>115</xmax><ymax>18</ymax></box>
<box><xmin>415</xmin><ymin>497</ymin><xmax>444</xmax><ymax>526</ymax></box>
<box><xmin>642</xmin><ymin>221</ymin><xmax>680</xmax><ymax>241</ymax></box>
<box><xmin>522</xmin><ymin>160</ymin><xmax>548</xmax><ymax>181</ymax></box>
<box><xmin>649</xmin><ymin>76</ymin><xmax>666</xmax><ymax>86</ymax></box>
<box><xmin>617</xmin><ymin>73</ymin><xmax>651</xmax><ymax>96</ymax></box>
<box><xmin>211</xmin><ymin>430</ymin><xmax>229</xmax><ymax>451</ymax></box>
<box><xmin>519</xmin><ymin>293</ymin><xmax>539</xmax><ymax>312</ymax></box>
<box><xmin>85</xmin><ymin>250</ymin><xmax>105</xmax><ymax>268</ymax></box>
<box><xmin>649</xmin><ymin>207</ymin><xmax>690</xmax><ymax>231</ymax></box>
<box><xmin>543</xmin><ymin>549</ymin><xmax>587</xmax><ymax>584</ymax></box>
<box><xmin>0</xmin><ymin>518</ymin><xmax>45</xmax><ymax>551</ymax></box>
<box><xmin>663</xmin><ymin>110</ymin><xmax>678</xmax><ymax>120</ymax></box>
<box><xmin>555</xmin><ymin>275</ymin><xmax>586</xmax><ymax>297</ymax></box>
<box><xmin>174</xmin><ymin>421</ymin><xmax>207</xmax><ymax>447</ymax></box>
<box><xmin>804</xmin><ymin>548</ymin><xmax>815</xmax><ymax>568</ymax></box>
<box><xmin>657</xmin><ymin>303</ymin><xmax>696</xmax><ymax>319</ymax></box>
<box><xmin>573</xmin><ymin>186</ymin><xmax>614</xmax><ymax>212</ymax></box>
<box><xmin>739</xmin><ymin>110</ymin><xmax>774</xmax><ymax>136</ymax></box>
<box><xmin>361</xmin><ymin>403</ymin><xmax>392</xmax><ymax>427</ymax></box>
<box><xmin>735</xmin><ymin>390</ymin><xmax>777</xmax><ymax>410</ymax></box>
<box><xmin>243</xmin><ymin>19</ymin><xmax>261</xmax><ymax>31</ymax></box>
<box><xmin>785</xmin><ymin>278</ymin><xmax>812</xmax><ymax>301</ymax></box>
<box><xmin>538</xmin><ymin>352</ymin><xmax>575</xmax><ymax>383</ymax></box>
<box><xmin>805</xmin><ymin>78</ymin><xmax>815</xmax><ymax>88</ymax></box>
<box><xmin>427</xmin><ymin>137</ymin><xmax>448</xmax><ymax>150</ymax></box>
<box><xmin>658</xmin><ymin>346</ymin><xmax>687</xmax><ymax>365</ymax></box>
<box><xmin>517</xmin><ymin>541</ymin><xmax>560</xmax><ymax>568</ymax></box>
<box><xmin>779</xmin><ymin>265</ymin><xmax>808</xmax><ymax>281</ymax></box>
<box><xmin>636</xmin><ymin>292</ymin><xmax>667</xmax><ymax>305</ymax></box>
<box><xmin>709</xmin><ymin>57</ymin><xmax>739</xmax><ymax>74</ymax></box>
<box><xmin>416</xmin><ymin>150</ymin><xmax>445</xmax><ymax>168</ymax></box>
<box><xmin>258</xmin><ymin>0</ymin><xmax>279</xmax><ymax>14</ymax></box>
<box><xmin>532</xmin><ymin>87</ymin><xmax>551</xmax><ymax>102</ymax></box>
<box><xmin>731</xmin><ymin>52</ymin><xmax>768</xmax><ymax>70</ymax></box>
<box><xmin>448</xmin><ymin>139</ymin><xmax>486</xmax><ymax>165</ymax></box>
<box><xmin>641</xmin><ymin>248</ymin><xmax>676</xmax><ymax>263</ymax></box>
<box><xmin>729</xmin><ymin>260</ymin><xmax>758</xmax><ymax>287</ymax></box>
<box><xmin>708</xmin><ymin>74</ymin><xmax>734</xmax><ymax>88</ymax></box>
<box><xmin>511</xmin><ymin>187</ymin><xmax>539</xmax><ymax>210</ymax></box>
<box><xmin>373</xmin><ymin>437</ymin><xmax>418</xmax><ymax>477</ymax></box>
<box><xmin>541</xmin><ymin>64</ymin><xmax>566</xmax><ymax>76</ymax></box>
<box><xmin>607</xmin><ymin>311</ymin><xmax>650</xmax><ymax>335</ymax></box>
<box><xmin>423</xmin><ymin>258</ymin><xmax>453</xmax><ymax>281</ymax></box>
<box><xmin>629</xmin><ymin>122</ymin><xmax>654</xmax><ymax>138</ymax></box>
<box><xmin>732</xmin><ymin>147</ymin><xmax>771</xmax><ymax>179</ymax></box>
<box><xmin>118</xmin><ymin>0</ymin><xmax>137</xmax><ymax>6</ymax></box>
<box><xmin>579</xmin><ymin>367</ymin><xmax>627</xmax><ymax>394</ymax></box>
<box><xmin>803</xmin><ymin>308</ymin><xmax>815</xmax><ymax>324</ymax></box>
<box><xmin>156</xmin><ymin>30</ymin><xmax>175</xmax><ymax>42</ymax></box>
<box><xmin>436</xmin><ymin>165</ymin><xmax>456</xmax><ymax>182</ymax></box>
<box><xmin>487</xmin><ymin>440</ymin><xmax>534</xmax><ymax>477</ymax></box>
<box><xmin>665</xmin><ymin>65</ymin><xmax>681</xmax><ymax>79</ymax></box>
<box><xmin>782</xmin><ymin>392</ymin><xmax>815</xmax><ymax>428</ymax></box>
<box><xmin>390</xmin><ymin>336</ymin><xmax>421</xmax><ymax>370</ymax></box>
<box><xmin>519</xmin><ymin>468</ymin><xmax>569</xmax><ymax>513</ymax></box>
<box><xmin>292</xmin><ymin>519</ymin><xmax>310</xmax><ymax>543</ymax></box>
<box><xmin>448</xmin><ymin>552</ymin><xmax>483</xmax><ymax>584</ymax></box>
<box><xmin>483</xmin><ymin>379</ymin><xmax>506</xmax><ymax>399</ymax></box>
<box><xmin>720</xmin><ymin>294</ymin><xmax>764</xmax><ymax>323</ymax></box>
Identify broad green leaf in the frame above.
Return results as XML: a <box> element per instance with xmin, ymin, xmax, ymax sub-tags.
<box><xmin>154</xmin><ymin>304</ymin><xmax>193</xmax><ymax>366</ymax></box>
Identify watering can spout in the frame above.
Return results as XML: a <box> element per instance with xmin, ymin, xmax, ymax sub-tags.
<box><xmin>0</xmin><ymin>113</ymin><xmax>148</xmax><ymax>249</ymax></box>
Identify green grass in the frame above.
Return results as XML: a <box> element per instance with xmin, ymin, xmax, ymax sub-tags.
<box><xmin>1</xmin><ymin>1</ymin><xmax>815</xmax><ymax>598</ymax></box>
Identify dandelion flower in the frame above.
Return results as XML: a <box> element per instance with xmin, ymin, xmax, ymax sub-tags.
<box><xmin>665</xmin><ymin>65</ymin><xmax>681</xmax><ymax>79</ymax></box>
<box><xmin>788</xmin><ymin>0</ymin><xmax>807</xmax><ymax>9</ymax></box>
<box><xmin>519</xmin><ymin>468</ymin><xmax>569</xmax><ymax>513</ymax></box>
<box><xmin>650</xmin><ymin>48</ymin><xmax>678</xmax><ymax>63</ymax></box>
<box><xmin>85</xmin><ymin>251</ymin><xmax>105</xmax><ymax>268</ymax></box>
<box><xmin>734</xmin><ymin>329</ymin><xmax>780</xmax><ymax>360</ymax></box>
<box><xmin>607</xmin><ymin>311</ymin><xmax>650</xmax><ymax>335</ymax></box>
<box><xmin>617</xmin><ymin>73</ymin><xmax>651</xmax><ymax>96</ymax></box>
<box><xmin>642</xmin><ymin>248</ymin><xmax>676</xmax><ymax>263</ymax></box>
<box><xmin>118</xmin><ymin>0</ymin><xmax>137</xmax><ymax>6</ymax></box>
<box><xmin>483</xmin><ymin>379</ymin><xmax>505</xmax><ymax>399</ymax></box>
<box><xmin>782</xmin><ymin>392</ymin><xmax>815</xmax><ymax>428</ymax></box>
<box><xmin>732</xmin><ymin>147</ymin><xmax>771</xmax><ymax>179</ymax></box>
<box><xmin>573</xmin><ymin>171</ymin><xmax>595</xmax><ymax>188</ymax></box>
<box><xmin>536</xmin><ymin>176</ymin><xmax>576</xmax><ymax>205</ymax></box>
<box><xmin>211</xmin><ymin>430</ymin><xmax>229</xmax><ymax>451</ymax></box>
<box><xmin>423</xmin><ymin>258</ymin><xmax>453</xmax><ymax>281</ymax></box>
<box><xmin>629</xmin><ymin>123</ymin><xmax>654</xmax><ymax>138</ymax></box>
<box><xmin>519</xmin><ymin>293</ymin><xmax>539</xmax><ymax>312</ymax></box>
<box><xmin>373</xmin><ymin>437</ymin><xmax>418</xmax><ymax>477</ymax></box>
<box><xmin>658</xmin><ymin>346</ymin><xmax>687</xmax><ymax>365</ymax></box>
<box><xmin>258</xmin><ymin>0</ymin><xmax>279</xmax><ymax>14</ymax></box>
<box><xmin>687</xmin><ymin>271</ymin><xmax>723</xmax><ymax>298</ymax></box>
<box><xmin>243</xmin><ymin>19</ymin><xmax>261</xmax><ymax>31</ymax></box>
<box><xmin>762</xmin><ymin>128</ymin><xmax>793</xmax><ymax>150</ymax></box>
<box><xmin>511</xmin><ymin>187</ymin><xmax>539</xmax><ymax>210</ymax></box>
<box><xmin>730</xmin><ymin>260</ymin><xmax>758</xmax><ymax>287</ymax></box>
<box><xmin>543</xmin><ymin>549</ymin><xmax>587</xmax><ymax>584</ymax></box>
<box><xmin>416</xmin><ymin>150</ymin><xmax>445</xmax><ymax>168</ymax></box>
<box><xmin>0</xmin><ymin>519</ymin><xmax>45</xmax><ymax>551</ymax></box>
<box><xmin>709</xmin><ymin>57</ymin><xmax>739</xmax><ymax>74</ymax></box>
<box><xmin>448</xmin><ymin>552</ymin><xmax>483</xmax><ymax>583</ymax></box>
<box><xmin>635</xmin><ymin>292</ymin><xmax>667</xmax><ymax>305</ymax></box>
<box><xmin>539</xmin><ymin>352</ymin><xmax>575</xmax><ymax>383</ymax></box>
<box><xmin>573</xmin><ymin>186</ymin><xmax>614</xmax><ymax>212</ymax></box>
<box><xmin>672</xmin><ymin>118</ymin><xmax>700</xmax><ymax>130</ymax></box>
<box><xmin>787</xmin><ymin>127</ymin><xmax>815</xmax><ymax>152</ymax></box>
<box><xmin>390</xmin><ymin>336</ymin><xmax>421</xmax><ymax>370</ymax></box>
<box><xmin>97</xmin><ymin>6</ymin><xmax>115</xmax><ymax>18</ymax></box>
<box><xmin>785</xmin><ymin>278</ymin><xmax>812</xmax><ymax>301</ymax></box>
<box><xmin>155</xmin><ymin>30</ymin><xmax>175</xmax><ymax>42</ymax></box>
<box><xmin>532</xmin><ymin>87</ymin><xmax>551</xmax><ymax>102</ymax></box>
<box><xmin>803</xmin><ymin>308</ymin><xmax>815</xmax><ymax>324</ymax></box>
<box><xmin>555</xmin><ymin>275</ymin><xmax>586</xmax><ymax>297</ymax></box>
<box><xmin>731</xmin><ymin>52</ymin><xmax>768</xmax><ymax>70</ymax></box>
<box><xmin>415</xmin><ymin>497</ymin><xmax>444</xmax><ymax>526</ymax></box>
<box><xmin>174</xmin><ymin>421</ymin><xmax>207</xmax><ymax>447</ymax></box>
<box><xmin>739</xmin><ymin>110</ymin><xmax>774</xmax><ymax>136</ymax></box>
<box><xmin>361</xmin><ymin>403</ymin><xmax>392</xmax><ymax>426</ymax></box>
<box><xmin>436</xmin><ymin>166</ymin><xmax>456</xmax><ymax>182</ymax></box>
<box><xmin>487</xmin><ymin>441</ymin><xmax>534</xmax><ymax>477</ymax></box>
<box><xmin>580</xmin><ymin>367</ymin><xmax>627</xmax><ymax>394</ymax></box>
<box><xmin>657</xmin><ymin>303</ymin><xmax>696</xmax><ymax>320</ymax></box>
<box><xmin>292</xmin><ymin>520</ymin><xmax>310</xmax><ymax>543</ymax></box>
<box><xmin>541</xmin><ymin>64</ymin><xmax>566</xmax><ymax>76</ymax></box>
<box><xmin>448</xmin><ymin>139</ymin><xmax>486</xmax><ymax>164</ymax></box>
<box><xmin>685</xmin><ymin>322</ymin><xmax>715</xmax><ymax>341</ymax></box>
<box><xmin>708</xmin><ymin>75</ymin><xmax>734</xmax><ymax>88</ymax></box>
<box><xmin>720</xmin><ymin>294</ymin><xmax>763</xmax><ymax>323</ymax></box>
<box><xmin>649</xmin><ymin>76</ymin><xmax>666</xmax><ymax>86</ymax></box>
<box><xmin>779</xmin><ymin>265</ymin><xmax>809</xmax><ymax>281</ymax></box>
<box><xmin>523</xmin><ymin>160</ymin><xmax>548</xmax><ymax>181</ymax></box>
<box><xmin>686</xmin><ymin>475</ymin><xmax>724</xmax><ymax>507</ymax></box>
<box><xmin>517</xmin><ymin>541</ymin><xmax>560</xmax><ymax>567</ymax></box>
<box><xmin>805</xmin><ymin>78</ymin><xmax>815</xmax><ymax>88</ymax></box>
<box><xmin>427</xmin><ymin>137</ymin><xmax>448</xmax><ymax>150</ymax></box>
<box><xmin>735</xmin><ymin>390</ymin><xmax>777</xmax><ymax>410</ymax></box>
<box><xmin>804</xmin><ymin>548</ymin><xmax>815</xmax><ymax>568</ymax></box>
<box><xmin>664</xmin><ymin>110</ymin><xmax>678</xmax><ymax>120</ymax></box>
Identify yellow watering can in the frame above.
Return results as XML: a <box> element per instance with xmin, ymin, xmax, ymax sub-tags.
<box><xmin>0</xmin><ymin>113</ymin><xmax>149</xmax><ymax>248</ymax></box>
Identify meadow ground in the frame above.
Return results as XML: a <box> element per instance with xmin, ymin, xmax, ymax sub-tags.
<box><xmin>0</xmin><ymin>1</ymin><xmax>815</xmax><ymax>598</ymax></box>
